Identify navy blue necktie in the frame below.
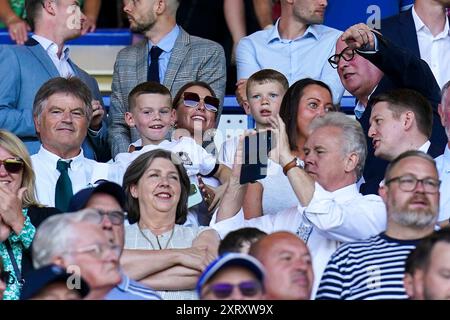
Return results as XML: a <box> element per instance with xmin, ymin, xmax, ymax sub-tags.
<box><xmin>147</xmin><ymin>46</ymin><xmax>163</xmax><ymax>83</ymax></box>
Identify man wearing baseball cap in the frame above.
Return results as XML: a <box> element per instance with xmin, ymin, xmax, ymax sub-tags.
<box><xmin>197</xmin><ymin>252</ymin><xmax>265</xmax><ymax>300</ymax></box>
<box><xmin>20</xmin><ymin>264</ymin><xmax>90</xmax><ymax>300</ymax></box>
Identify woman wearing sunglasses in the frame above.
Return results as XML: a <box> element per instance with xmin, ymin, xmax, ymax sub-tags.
<box><xmin>172</xmin><ymin>81</ymin><xmax>224</xmax><ymax>216</ymax></box>
<box><xmin>0</xmin><ymin>130</ymin><xmax>60</xmax><ymax>300</ymax></box>
<box><xmin>173</xmin><ymin>81</ymin><xmax>220</xmax><ymax>149</ymax></box>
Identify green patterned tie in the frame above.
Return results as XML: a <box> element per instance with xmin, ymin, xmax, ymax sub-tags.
<box><xmin>55</xmin><ymin>159</ymin><xmax>73</xmax><ymax>212</ymax></box>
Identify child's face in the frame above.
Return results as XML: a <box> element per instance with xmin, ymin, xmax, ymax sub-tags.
<box><xmin>125</xmin><ymin>93</ymin><xmax>175</xmax><ymax>145</ymax></box>
<box><xmin>246</xmin><ymin>82</ymin><xmax>285</xmax><ymax>128</ymax></box>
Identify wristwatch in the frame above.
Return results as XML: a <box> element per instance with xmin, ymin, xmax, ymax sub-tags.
<box><xmin>282</xmin><ymin>157</ymin><xmax>305</xmax><ymax>175</ymax></box>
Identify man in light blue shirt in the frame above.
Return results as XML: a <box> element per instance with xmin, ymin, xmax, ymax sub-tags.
<box><xmin>235</xmin><ymin>0</ymin><xmax>344</xmax><ymax>106</ymax></box>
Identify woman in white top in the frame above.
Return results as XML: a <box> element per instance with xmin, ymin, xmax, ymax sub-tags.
<box><xmin>123</xmin><ymin>149</ymin><xmax>219</xmax><ymax>300</ymax></box>
<box><xmin>244</xmin><ymin>78</ymin><xmax>336</xmax><ymax>218</ymax></box>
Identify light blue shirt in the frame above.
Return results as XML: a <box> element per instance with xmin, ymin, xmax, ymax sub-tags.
<box><xmin>105</xmin><ymin>273</ymin><xmax>162</xmax><ymax>300</ymax></box>
<box><xmin>236</xmin><ymin>19</ymin><xmax>345</xmax><ymax>104</ymax></box>
<box><xmin>148</xmin><ymin>25</ymin><xmax>180</xmax><ymax>83</ymax></box>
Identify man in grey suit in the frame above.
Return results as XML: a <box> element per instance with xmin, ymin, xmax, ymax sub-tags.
<box><xmin>109</xmin><ymin>0</ymin><xmax>226</xmax><ymax>157</ymax></box>
<box><xmin>0</xmin><ymin>0</ymin><xmax>110</xmax><ymax>162</ymax></box>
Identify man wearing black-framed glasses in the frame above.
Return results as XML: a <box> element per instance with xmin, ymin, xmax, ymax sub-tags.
<box><xmin>317</xmin><ymin>150</ymin><xmax>440</xmax><ymax>300</ymax></box>
<box><xmin>331</xmin><ymin>22</ymin><xmax>446</xmax><ymax>197</ymax></box>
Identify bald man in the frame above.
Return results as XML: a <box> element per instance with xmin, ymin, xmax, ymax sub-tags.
<box><xmin>250</xmin><ymin>231</ymin><xmax>314</xmax><ymax>300</ymax></box>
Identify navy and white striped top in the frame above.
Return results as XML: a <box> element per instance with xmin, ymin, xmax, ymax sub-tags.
<box><xmin>316</xmin><ymin>233</ymin><xmax>420</xmax><ymax>300</ymax></box>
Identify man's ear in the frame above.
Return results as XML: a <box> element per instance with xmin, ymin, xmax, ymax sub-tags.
<box><xmin>33</xmin><ymin>116</ymin><xmax>41</xmax><ymax>134</ymax></box>
<box><xmin>155</xmin><ymin>0</ymin><xmax>166</xmax><ymax>15</ymax></box>
<box><xmin>344</xmin><ymin>152</ymin><xmax>359</xmax><ymax>173</ymax></box>
<box><xmin>42</xmin><ymin>0</ymin><xmax>56</xmax><ymax>15</ymax></box>
<box><xmin>125</xmin><ymin>112</ymin><xmax>135</xmax><ymax>128</ymax></box>
<box><xmin>378</xmin><ymin>180</ymin><xmax>388</xmax><ymax>202</ymax></box>
<box><xmin>402</xmin><ymin>111</ymin><xmax>415</xmax><ymax>131</ymax></box>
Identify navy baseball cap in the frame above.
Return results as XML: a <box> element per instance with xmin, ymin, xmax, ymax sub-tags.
<box><xmin>68</xmin><ymin>180</ymin><xmax>126</xmax><ymax>212</ymax></box>
<box><xmin>20</xmin><ymin>265</ymin><xmax>90</xmax><ymax>300</ymax></box>
<box><xmin>196</xmin><ymin>253</ymin><xmax>265</xmax><ymax>296</ymax></box>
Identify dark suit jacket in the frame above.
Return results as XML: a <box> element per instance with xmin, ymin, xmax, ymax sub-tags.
<box><xmin>379</xmin><ymin>8</ymin><xmax>450</xmax><ymax>59</ymax></box>
<box><xmin>21</xmin><ymin>206</ymin><xmax>61</xmax><ymax>278</ymax></box>
<box><xmin>357</xmin><ymin>33</ymin><xmax>447</xmax><ymax>195</ymax></box>
<box><xmin>0</xmin><ymin>38</ymin><xmax>111</xmax><ymax>162</ymax></box>
<box><xmin>109</xmin><ymin>27</ymin><xmax>226</xmax><ymax>157</ymax></box>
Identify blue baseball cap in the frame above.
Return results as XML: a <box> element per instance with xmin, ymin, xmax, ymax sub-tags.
<box><xmin>20</xmin><ymin>265</ymin><xmax>90</xmax><ymax>300</ymax></box>
<box><xmin>196</xmin><ymin>253</ymin><xmax>265</xmax><ymax>296</ymax></box>
<box><xmin>68</xmin><ymin>180</ymin><xmax>126</xmax><ymax>212</ymax></box>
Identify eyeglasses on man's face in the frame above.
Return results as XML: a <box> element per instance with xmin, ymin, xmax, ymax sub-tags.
<box><xmin>69</xmin><ymin>243</ymin><xmax>122</xmax><ymax>259</ymax></box>
<box><xmin>182</xmin><ymin>92</ymin><xmax>219</xmax><ymax>113</ymax></box>
<box><xmin>328</xmin><ymin>46</ymin><xmax>355</xmax><ymax>69</ymax></box>
<box><xmin>385</xmin><ymin>175</ymin><xmax>441</xmax><ymax>194</ymax></box>
<box><xmin>82</xmin><ymin>209</ymin><xmax>127</xmax><ymax>226</ymax></box>
<box><xmin>0</xmin><ymin>158</ymin><xmax>24</xmax><ymax>174</ymax></box>
<box><xmin>204</xmin><ymin>280</ymin><xmax>263</xmax><ymax>299</ymax></box>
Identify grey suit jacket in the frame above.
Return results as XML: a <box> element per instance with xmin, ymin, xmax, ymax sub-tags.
<box><xmin>109</xmin><ymin>27</ymin><xmax>226</xmax><ymax>157</ymax></box>
<box><xmin>0</xmin><ymin>38</ymin><xmax>110</xmax><ymax>162</ymax></box>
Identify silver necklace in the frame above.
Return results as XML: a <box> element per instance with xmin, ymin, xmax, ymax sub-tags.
<box><xmin>138</xmin><ymin>225</ymin><xmax>175</xmax><ymax>250</ymax></box>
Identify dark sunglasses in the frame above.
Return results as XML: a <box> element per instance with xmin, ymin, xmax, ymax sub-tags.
<box><xmin>0</xmin><ymin>270</ymin><xmax>14</xmax><ymax>285</ymax></box>
<box><xmin>207</xmin><ymin>281</ymin><xmax>262</xmax><ymax>299</ymax></box>
<box><xmin>328</xmin><ymin>46</ymin><xmax>355</xmax><ymax>69</ymax></box>
<box><xmin>0</xmin><ymin>158</ymin><xmax>24</xmax><ymax>174</ymax></box>
<box><xmin>183</xmin><ymin>92</ymin><xmax>219</xmax><ymax>113</ymax></box>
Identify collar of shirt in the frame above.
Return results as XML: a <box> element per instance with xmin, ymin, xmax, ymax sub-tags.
<box><xmin>116</xmin><ymin>272</ymin><xmax>129</xmax><ymax>292</ymax></box>
<box><xmin>37</xmin><ymin>145</ymin><xmax>86</xmax><ymax>171</ymax></box>
<box><xmin>148</xmin><ymin>24</ymin><xmax>180</xmax><ymax>53</ymax></box>
<box><xmin>418</xmin><ymin>140</ymin><xmax>431</xmax><ymax>154</ymax></box>
<box><xmin>32</xmin><ymin>34</ymin><xmax>70</xmax><ymax>61</ymax></box>
<box><xmin>412</xmin><ymin>6</ymin><xmax>450</xmax><ymax>39</ymax></box>
<box><xmin>267</xmin><ymin>18</ymin><xmax>320</xmax><ymax>44</ymax></box>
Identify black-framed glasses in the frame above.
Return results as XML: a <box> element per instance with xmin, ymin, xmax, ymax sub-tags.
<box><xmin>385</xmin><ymin>175</ymin><xmax>441</xmax><ymax>194</ymax></box>
<box><xmin>183</xmin><ymin>92</ymin><xmax>219</xmax><ymax>113</ymax></box>
<box><xmin>205</xmin><ymin>281</ymin><xmax>262</xmax><ymax>299</ymax></box>
<box><xmin>0</xmin><ymin>158</ymin><xmax>24</xmax><ymax>174</ymax></box>
<box><xmin>328</xmin><ymin>46</ymin><xmax>355</xmax><ymax>69</ymax></box>
<box><xmin>0</xmin><ymin>270</ymin><xmax>14</xmax><ymax>285</ymax></box>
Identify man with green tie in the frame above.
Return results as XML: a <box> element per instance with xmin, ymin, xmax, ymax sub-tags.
<box><xmin>31</xmin><ymin>77</ymin><xmax>110</xmax><ymax>211</ymax></box>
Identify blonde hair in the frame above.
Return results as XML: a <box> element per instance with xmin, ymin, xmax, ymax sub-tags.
<box><xmin>0</xmin><ymin>130</ymin><xmax>40</xmax><ymax>207</ymax></box>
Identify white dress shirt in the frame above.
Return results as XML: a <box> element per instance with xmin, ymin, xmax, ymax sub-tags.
<box><xmin>32</xmin><ymin>35</ymin><xmax>75</xmax><ymax>78</ymax></box>
<box><xmin>412</xmin><ymin>7</ymin><xmax>450</xmax><ymax>88</ymax></box>
<box><xmin>210</xmin><ymin>182</ymin><xmax>387</xmax><ymax>297</ymax></box>
<box><xmin>31</xmin><ymin>146</ymin><xmax>110</xmax><ymax>208</ymax></box>
<box><xmin>435</xmin><ymin>145</ymin><xmax>450</xmax><ymax>222</ymax></box>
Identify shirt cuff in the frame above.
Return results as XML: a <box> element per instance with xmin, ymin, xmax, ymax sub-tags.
<box><xmin>9</xmin><ymin>215</ymin><xmax>36</xmax><ymax>249</ymax></box>
<box><xmin>355</xmin><ymin>32</ymin><xmax>379</xmax><ymax>54</ymax></box>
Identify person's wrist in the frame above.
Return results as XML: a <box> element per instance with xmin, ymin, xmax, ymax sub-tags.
<box><xmin>5</xmin><ymin>14</ymin><xmax>21</xmax><ymax>26</ymax></box>
<box><xmin>279</xmin><ymin>152</ymin><xmax>294</xmax><ymax>167</ymax></box>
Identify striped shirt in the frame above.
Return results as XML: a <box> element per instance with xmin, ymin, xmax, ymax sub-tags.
<box><xmin>316</xmin><ymin>233</ymin><xmax>420</xmax><ymax>300</ymax></box>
